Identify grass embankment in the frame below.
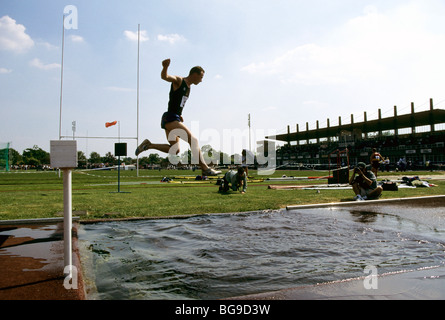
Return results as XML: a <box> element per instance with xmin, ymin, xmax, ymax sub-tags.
<box><xmin>0</xmin><ymin>169</ymin><xmax>444</xmax><ymax>221</ymax></box>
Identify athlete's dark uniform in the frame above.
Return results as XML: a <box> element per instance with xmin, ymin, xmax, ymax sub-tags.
<box><xmin>161</xmin><ymin>79</ymin><xmax>190</xmax><ymax>129</ymax></box>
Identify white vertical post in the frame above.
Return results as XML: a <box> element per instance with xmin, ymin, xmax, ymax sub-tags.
<box><xmin>50</xmin><ymin>140</ymin><xmax>77</xmax><ymax>277</ymax></box>
<box><xmin>63</xmin><ymin>168</ymin><xmax>72</xmax><ymax>276</ymax></box>
<box><xmin>137</xmin><ymin>24</ymin><xmax>140</xmax><ymax>177</ymax></box>
<box><xmin>59</xmin><ymin>15</ymin><xmax>65</xmax><ymax>141</ymax></box>
<box><xmin>248</xmin><ymin>114</ymin><xmax>251</xmax><ymax>152</ymax></box>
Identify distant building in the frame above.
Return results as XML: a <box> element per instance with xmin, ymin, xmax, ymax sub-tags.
<box><xmin>266</xmin><ymin>98</ymin><xmax>445</xmax><ymax>170</ymax></box>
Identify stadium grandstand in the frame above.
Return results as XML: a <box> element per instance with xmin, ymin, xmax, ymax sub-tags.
<box><xmin>266</xmin><ymin>98</ymin><xmax>445</xmax><ymax>171</ymax></box>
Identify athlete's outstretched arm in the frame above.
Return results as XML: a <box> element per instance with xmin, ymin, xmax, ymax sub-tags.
<box><xmin>161</xmin><ymin>59</ymin><xmax>182</xmax><ymax>89</ymax></box>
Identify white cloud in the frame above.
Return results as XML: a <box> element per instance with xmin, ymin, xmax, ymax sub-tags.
<box><xmin>29</xmin><ymin>58</ymin><xmax>60</xmax><ymax>70</ymax></box>
<box><xmin>69</xmin><ymin>35</ymin><xmax>85</xmax><ymax>43</ymax></box>
<box><xmin>157</xmin><ymin>34</ymin><xmax>186</xmax><ymax>44</ymax></box>
<box><xmin>124</xmin><ymin>30</ymin><xmax>149</xmax><ymax>42</ymax></box>
<box><xmin>242</xmin><ymin>43</ymin><xmax>361</xmax><ymax>85</ymax></box>
<box><xmin>0</xmin><ymin>15</ymin><xmax>34</xmax><ymax>53</ymax></box>
<box><xmin>0</xmin><ymin>67</ymin><xmax>12</xmax><ymax>74</ymax></box>
<box><xmin>241</xmin><ymin>3</ymin><xmax>445</xmax><ymax>87</ymax></box>
<box><xmin>37</xmin><ymin>41</ymin><xmax>58</xmax><ymax>50</ymax></box>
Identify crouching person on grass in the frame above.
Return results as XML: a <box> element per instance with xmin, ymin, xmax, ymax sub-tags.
<box><xmin>220</xmin><ymin>167</ymin><xmax>247</xmax><ymax>194</ymax></box>
<box><xmin>349</xmin><ymin>162</ymin><xmax>383</xmax><ymax>201</ymax></box>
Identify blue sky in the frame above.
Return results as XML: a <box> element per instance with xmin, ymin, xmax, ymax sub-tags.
<box><xmin>1</xmin><ymin>0</ymin><xmax>445</xmax><ymax>157</ymax></box>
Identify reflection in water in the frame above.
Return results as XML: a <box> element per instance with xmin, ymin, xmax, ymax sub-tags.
<box><xmin>80</xmin><ymin>207</ymin><xmax>445</xmax><ymax>300</ymax></box>
<box><xmin>349</xmin><ymin>211</ymin><xmax>379</xmax><ymax>223</ymax></box>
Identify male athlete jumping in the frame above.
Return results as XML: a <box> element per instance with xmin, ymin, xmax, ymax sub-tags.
<box><xmin>136</xmin><ymin>59</ymin><xmax>221</xmax><ymax>176</ymax></box>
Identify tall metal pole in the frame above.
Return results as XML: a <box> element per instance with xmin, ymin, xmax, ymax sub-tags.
<box><xmin>59</xmin><ymin>15</ymin><xmax>65</xmax><ymax>141</ymax></box>
<box><xmin>248</xmin><ymin>113</ymin><xmax>251</xmax><ymax>152</ymax></box>
<box><xmin>136</xmin><ymin>24</ymin><xmax>140</xmax><ymax>177</ymax></box>
<box><xmin>58</xmin><ymin>15</ymin><xmax>66</xmax><ymax>179</ymax></box>
<box><xmin>72</xmin><ymin>121</ymin><xmax>76</xmax><ymax>140</ymax></box>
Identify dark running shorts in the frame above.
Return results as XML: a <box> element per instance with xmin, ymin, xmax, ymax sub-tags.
<box><xmin>161</xmin><ymin>112</ymin><xmax>181</xmax><ymax>129</ymax></box>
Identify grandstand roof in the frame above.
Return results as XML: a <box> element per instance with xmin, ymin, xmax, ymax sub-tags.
<box><xmin>268</xmin><ymin>108</ymin><xmax>445</xmax><ymax>142</ymax></box>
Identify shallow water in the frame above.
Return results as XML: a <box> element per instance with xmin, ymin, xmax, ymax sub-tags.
<box><xmin>0</xmin><ymin>224</ymin><xmax>59</xmax><ymax>265</ymax></box>
<box><xmin>80</xmin><ymin>206</ymin><xmax>445</xmax><ymax>300</ymax></box>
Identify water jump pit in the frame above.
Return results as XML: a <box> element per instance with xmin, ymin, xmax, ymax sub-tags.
<box><xmin>79</xmin><ymin>196</ymin><xmax>445</xmax><ymax>300</ymax></box>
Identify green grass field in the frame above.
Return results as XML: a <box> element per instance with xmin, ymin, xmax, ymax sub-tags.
<box><xmin>1</xmin><ymin>168</ymin><xmax>444</xmax><ymax>221</ymax></box>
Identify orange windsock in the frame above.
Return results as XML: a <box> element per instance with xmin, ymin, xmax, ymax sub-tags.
<box><xmin>105</xmin><ymin>121</ymin><xmax>117</xmax><ymax>128</ymax></box>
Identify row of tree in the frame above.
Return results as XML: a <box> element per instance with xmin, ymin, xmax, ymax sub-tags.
<box><xmin>9</xmin><ymin>145</ymin><xmax>51</xmax><ymax>167</ymax></box>
<box><xmin>8</xmin><ymin>144</ymin><xmax>236</xmax><ymax>169</ymax></box>
<box><xmin>8</xmin><ymin>145</ymin><xmax>166</xmax><ymax>168</ymax></box>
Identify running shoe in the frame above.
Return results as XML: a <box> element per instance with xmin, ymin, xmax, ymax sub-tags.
<box><xmin>202</xmin><ymin>168</ymin><xmax>222</xmax><ymax>176</ymax></box>
<box><xmin>135</xmin><ymin>139</ymin><xmax>151</xmax><ymax>156</ymax></box>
